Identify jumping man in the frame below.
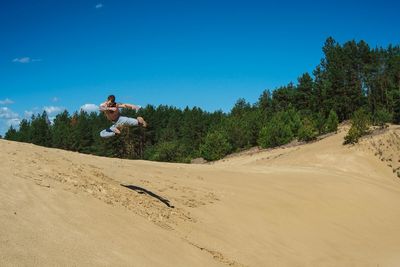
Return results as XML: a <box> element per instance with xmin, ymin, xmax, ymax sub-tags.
<box><xmin>99</xmin><ymin>95</ymin><xmax>147</xmax><ymax>138</ymax></box>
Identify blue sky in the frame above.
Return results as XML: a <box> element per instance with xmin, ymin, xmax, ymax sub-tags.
<box><xmin>1</xmin><ymin>0</ymin><xmax>399</xmax><ymax>135</ymax></box>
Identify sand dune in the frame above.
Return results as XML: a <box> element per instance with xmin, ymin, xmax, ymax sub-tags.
<box><xmin>1</xmin><ymin>125</ymin><xmax>400</xmax><ymax>266</ymax></box>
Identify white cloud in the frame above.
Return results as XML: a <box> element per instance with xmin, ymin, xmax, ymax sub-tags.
<box><xmin>13</xmin><ymin>57</ymin><xmax>31</xmax><ymax>63</ymax></box>
<box><xmin>43</xmin><ymin>106</ymin><xmax>64</xmax><ymax>115</ymax></box>
<box><xmin>95</xmin><ymin>3</ymin><xmax>103</xmax><ymax>9</ymax></box>
<box><xmin>24</xmin><ymin>107</ymin><xmax>42</xmax><ymax>118</ymax></box>
<box><xmin>12</xmin><ymin>57</ymin><xmax>42</xmax><ymax>63</ymax></box>
<box><xmin>80</xmin><ymin>103</ymin><xmax>99</xmax><ymax>113</ymax></box>
<box><xmin>24</xmin><ymin>106</ymin><xmax>62</xmax><ymax>118</ymax></box>
<box><xmin>0</xmin><ymin>107</ymin><xmax>19</xmax><ymax>119</ymax></box>
<box><xmin>0</xmin><ymin>107</ymin><xmax>20</xmax><ymax>135</ymax></box>
<box><xmin>24</xmin><ymin>110</ymin><xmax>34</xmax><ymax>118</ymax></box>
<box><xmin>6</xmin><ymin>118</ymin><xmax>21</xmax><ymax>127</ymax></box>
<box><xmin>0</xmin><ymin>98</ymin><xmax>14</xmax><ymax>105</ymax></box>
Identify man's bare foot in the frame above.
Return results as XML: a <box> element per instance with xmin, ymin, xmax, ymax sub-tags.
<box><xmin>137</xmin><ymin>117</ymin><xmax>147</xmax><ymax>127</ymax></box>
<box><xmin>113</xmin><ymin>127</ymin><xmax>121</xmax><ymax>134</ymax></box>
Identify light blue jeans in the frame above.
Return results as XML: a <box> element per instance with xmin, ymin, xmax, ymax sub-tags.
<box><xmin>100</xmin><ymin>116</ymin><xmax>138</xmax><ymax>138</ymax></box>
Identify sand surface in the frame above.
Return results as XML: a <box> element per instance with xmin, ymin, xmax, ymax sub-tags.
<box><xmin>1</xmin><ymin>125</ymin><xmax>400</xmax><ymax>266</ymax></box>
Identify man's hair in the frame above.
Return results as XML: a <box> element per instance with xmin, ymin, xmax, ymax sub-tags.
<box><xmin>107</xmin><ymin>95</ymin><xmax>116</xmax><ymax>103</ymax></box>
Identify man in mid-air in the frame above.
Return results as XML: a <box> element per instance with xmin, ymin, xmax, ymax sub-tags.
<box><xmin>99</xmin><ymin>94</ymin><xmax>147</xmax><ymax>138</ymax></box>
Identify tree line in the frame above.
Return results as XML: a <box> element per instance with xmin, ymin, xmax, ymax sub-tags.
<box><xmin>4</xmin><ymin>37</ymin><xmax>400</xmax><ymax>162</ymax></box>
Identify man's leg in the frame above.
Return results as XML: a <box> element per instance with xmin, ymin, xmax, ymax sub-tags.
<box><xmin>100</xmin><ymin>128</ymin><xmax>116</xmax><ymax>138</ymax></box>
<box><xmin>137</xmin><ymin>116</ymin><xmax>147</xmax><ymax>127</ymax></box>
<box><xmin>111</xmin><ymin>117</ymin><xmax>147</xmax><ymax>134</ymax></box>
<box><xmin>99</xmin><ymin>124</ymin><xmax>120</xmax><ymax>138</ymax></box>
<box><xmin>117</xmin><ymin>116</ymin><xmax>144</xmax><ymax>127</ymax></box>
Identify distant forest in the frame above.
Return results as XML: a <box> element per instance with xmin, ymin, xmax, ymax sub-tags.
<box><xmin>4</xmin><ymin>37</ymin><xmax>400</xmax><ymax>162</ymax></box>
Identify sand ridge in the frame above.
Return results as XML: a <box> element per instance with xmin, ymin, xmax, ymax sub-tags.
<box><xmin>1</xmin><ymin>125</ymin><xmax>400</xmax><ymax>266</ymax></box>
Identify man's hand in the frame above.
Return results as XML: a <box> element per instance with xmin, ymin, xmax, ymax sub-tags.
<box><xmin>119</xmin><ymin>103</ymin><xmax>141</xmax><ymax>111</ymax></box>
<box><xmin>99</xmin><ymin>105</ymin><xmax>117</xmax><ymax>112</ymax></box>
<box><xmin>132</xmin><ymin>105</ymin><xmax>141</xmax><ymax>111</ymax></box>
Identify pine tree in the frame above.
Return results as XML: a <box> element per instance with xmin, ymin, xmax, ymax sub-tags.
<box><xmin>344</xmin><ymin>108</ymin><xmax>371</xmax><ymax>144</ymax></box>
<box><xmin>298</xmin><ymin>117</ymin><xmax>317</xmax><ymax>142</ymax></box>
<box><xmin>30</xmin><ymin>112</ymin><xmax>51</xmax><ymax>147</ymax></box>
<box><xmin>324</xmin><ymin>110</ymin><xmax>339</xmax><ymax>133</ymax></box>
<box><xmin>52</xmin><ymin>110</ymin><xmax>73</xmax><ymax>149</ymax></box>
<box><xmin>224</xmin><ymin>100</ymin><xmax>260</xmax><ymax>151</ymax></box>
<box><xmin>258</xmin><ymin>89</ymin><xmax>272</xmax><ymax>112</ymax></box>
<box><xmin>271</xmin><ymin>83</ymin><xmax>296</xmax><ymax>112</ymax></box>
<box><xmin>17</xmin><ymin>119</ymin><xmax>31</xmax><ymax>142</ymax></box>
<box><xmin>258</xmin><ymin>112</ymin><xmax>294</xmax><ymax>148</ymax></box>
<box><xmin>200</xmin><ymin>130</ymin><xmax>231</xmax><ymax>161</ymax></box>
<box><xmin>71</xmin><ymin>111</ymin><xmax>94</xmax><ymax>153</ymax></box>
<box><xmin>4</xmin><ymin>126</ymin><xmax>18</xmax><ymax>141</ymax></box>
<box><xmin>295</xmin><ymin>73</ymin><xmax>315</xmax><ymax>112</ymax></box>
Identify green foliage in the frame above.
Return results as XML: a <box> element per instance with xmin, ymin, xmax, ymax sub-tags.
<box><xmin>52</xmin><ymin>110</ymin><xmax>73</xmax><ymax>149</ymax></box>
<box><xmin>180</xmin><ymin>107</ymin><xmax>210</xmax><ymax>156</ymax></box>
<box><xmin>231</xmin><ymin>98</ymin><xmax>252</xmax><ymax>117</ymax></box>
<box><xmin>343</xmin><ymin>125</ymin><xmax>361</xmax><ymax>144</ymax></box>
<box><xmin>392</xmin><ymin>89</ymin><xmax>400</xmax><ymax>124</ymax></box>
<box><xmin>258</xmin><ymin>90</ymin><xmax>272</xmax><ymax>112</ymax></box>
<box><xmin>372</xmin><ymin>108</ymin><xmax>392</xmax><ymax>128</ymax></box>
<box><xmin>30</xmin><ymin>112</ymin><xmax>51</xmax><ymax>146</ymax></box>
<box><xmin>16</xmin><ymin>119</ymin><xmax>31</xmax><ymax>142</ymax></box>
<box><xmin>70</xmin><ymin>111</ymin><xmax>94</xmax><ymax>152</ymax></box>
<box><xmin>324</xmin><ymin>110</ymin><xmax>339</xmax><ymax>133</ymax></box>
<box><xmin>271</xmin><ymin>83</ymin><xmax>297</xmax><ymax>112</ymax></box>
<box><xmin>200</xmin><ymin>131</ymin><xmax>231</xmax><ymax>161</ymax></box>
<box><xmin>352</xmin><ymin>108</ymin><xmax>371</xmax><ymax>134</ymax></box>
<box><xmin>344</xmin><ymin>108</ymin><xmax>371</xmax><ymax>144</ymax></box>
<box><xmin>298</xmin><ymin>118</ymin><xmax>317</xmax><ymax>142</ymax></box>
<box><xmin>147</xmin><ymin>141</ymin><xmax>186</xmax><ymax>162</ymax></box>
<box><xmin>223</xmin><ymin>106</ymin><xmax>262</xmax><ymax>151</ymax></box>
<box><xmin>284</xmin><ymin>108</ymin><xmax>302</xmax><ymax>136</ymax></box>
<box><xmin>258</xmin><ymin>112</ymin><xmax>294</xmax><ymax>148</ymax></box>
<box><xmin>295</xmin><ymin>73</ymin><xmax>315</xmax><ymax>111</ymax></box>
<box><xmin>4</xmin><ymin>126</ymin><xmax>18</xmax><ymax>140</ymax></box>
<box><xmin>313</xmin><ymin>112</ymin><xmax>327</xmax><ymax>134</ymax></box>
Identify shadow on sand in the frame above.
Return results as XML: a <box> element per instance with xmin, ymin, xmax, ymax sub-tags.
<box><xmin>121</xmin><ymin>184</ymin><xmax>174</xmax><ymax>208</ymax></box>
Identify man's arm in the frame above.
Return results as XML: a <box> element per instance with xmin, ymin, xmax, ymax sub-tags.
<box><xmin>118</xmin><ymin>103</ymin><xmax>141</xmax><ymax>111</ymax></box>
<box><xmin>99</xmin><ymin>102</ymin><xmax>117</xmax><ymax>112</ymax></box>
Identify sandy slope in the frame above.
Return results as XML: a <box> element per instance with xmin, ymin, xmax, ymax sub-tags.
<box><xmin>1</xmin><ymin>125</ymin><xmax>400</xmax><ymax>266</ymax></box>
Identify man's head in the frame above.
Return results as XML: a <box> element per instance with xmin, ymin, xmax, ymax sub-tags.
<box><xmin>107</xmin><ymin>95</ymin><xmax>116</xmax><ymax>106</ymax></box>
